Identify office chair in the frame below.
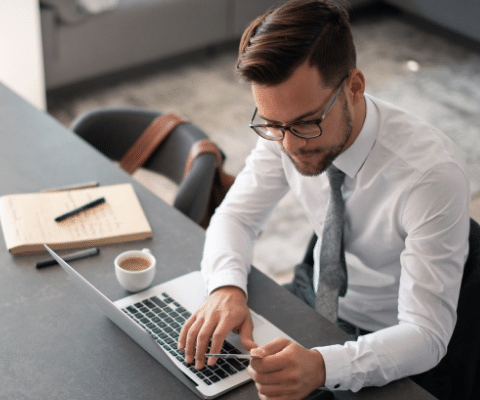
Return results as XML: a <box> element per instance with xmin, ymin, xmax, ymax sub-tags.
<box><xmin>70</xmin><ymin>107</ymin><xmax>217</xmax><ymax>226</ymax></box>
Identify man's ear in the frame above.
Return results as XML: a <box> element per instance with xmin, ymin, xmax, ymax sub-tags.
<box><xmin>347</xmin><ymin>69</ymin><xmax>365</xmax><ymax>104</ymax></box>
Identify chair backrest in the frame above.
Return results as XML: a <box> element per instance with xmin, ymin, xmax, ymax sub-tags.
<box><xmin>412</xmin><ymin>218</ymin><xmax>480</xmax><ymax>399</ymax></box>
<box><xmin>70</xmin><ymin>107</ymin><xmax>217</xmax><ymax>225</ymax></box>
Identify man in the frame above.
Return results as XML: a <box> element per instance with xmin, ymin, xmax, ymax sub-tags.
<box><xmin>178</xmin><ymin>0</ymin><xmax>470</xmax><ymax>398</ymax></box>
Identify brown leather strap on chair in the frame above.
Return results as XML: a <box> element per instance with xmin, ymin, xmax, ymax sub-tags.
<box><xmin>184</xmin><ymin>139</ymin><xmax>224</xmax><ymax>176</ymax></box>
<box><xmin>185</xmin><ymin>139</ymin><xmax>235</xmax><ymax>229</ymax></box>
<box><xmin>119</xmin><ymin>113</ymin><xmax>186</xmax><ymax>174</ymax></box>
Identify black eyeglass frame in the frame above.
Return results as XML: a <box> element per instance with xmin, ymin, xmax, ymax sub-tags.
<box><xmin>249</xmin><ymin>74</ymin><xmax>349</xmax><ymax>141</ymax></box>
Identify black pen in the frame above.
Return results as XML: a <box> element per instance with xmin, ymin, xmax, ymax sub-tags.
<box><xmin>55</xmin><ymin>197</ymin><xmax>106</xmax><ymax>222</ymax></box>
<box><xmin>36</xmin><ymin>247</ymin><xmax>100</xmax><ymax>269</ymax></box>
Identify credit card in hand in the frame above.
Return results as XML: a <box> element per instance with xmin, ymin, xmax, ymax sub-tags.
<box><xmin>205</xmin><ymin>353</ymin><xmax>262</xmax><ymax>359</ymax></box>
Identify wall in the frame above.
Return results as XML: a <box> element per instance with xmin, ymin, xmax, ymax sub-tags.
<box><xmin>0</xmin><ymin>0</ymin><xmax>46</xmax><ymax>110</ymax></box>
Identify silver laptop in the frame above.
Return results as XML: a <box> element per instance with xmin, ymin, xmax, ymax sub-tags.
<box><xmin>44</xmin><ymin>245</ymin><xmax>295</xmax><ymax>399</ymax></box>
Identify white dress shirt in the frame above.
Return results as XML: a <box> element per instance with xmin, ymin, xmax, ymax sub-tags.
<box><xmin>201</xmin><ymin>94</ymin><xmax>470</xmax><ymax>391</ymax></box>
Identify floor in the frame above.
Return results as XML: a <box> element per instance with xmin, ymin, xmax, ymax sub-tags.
<box><xmin>47</xmin><ymin>6</ymin><xmax>480</xmax><ymax>285</ymax></box>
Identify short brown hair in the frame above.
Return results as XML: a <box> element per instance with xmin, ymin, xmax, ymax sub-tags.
<box><xmin>236</xmin><ymin>0</ymin><xmax>356</xmax><ymax>87</ymax></box>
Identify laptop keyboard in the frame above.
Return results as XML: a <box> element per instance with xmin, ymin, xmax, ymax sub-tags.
<box><xmin>122</xmin><ymin>292</ymin><xmax>250</xmax><ymax>385</ymax></box>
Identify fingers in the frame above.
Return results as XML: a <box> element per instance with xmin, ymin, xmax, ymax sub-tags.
<box><xmin>178</xmin><ymin>313</ymin><xmax>195</xmax><ymax>351</ymax></box>
<box><xmin>240</xmin><ymin>315</ymin><xmax>258</xmax><ymax>351</ymax></box>
<box><xmin>177</xmin><ymin>286</ymin><xmax>252</xmax><ymax>370</ymax></box>
<box><xmin>183</xmin><ymin>315</ymin><xmax>205</xmax><ymax>365</ymax></box>
<box><xmin>255</xmin><ymin>382</ymin><xmax>295</xmax><ymax>398</ymax></box>
<box><xmin>193</xmin><ymin>320</ymin><xmax>216</xmax><ymax>369</ymax></box>
<box><xmin>258</xmin><ymin>337</ymin><xmax>291</xmax><ymax>356</ymax></box>
<box><xmin>251</xmin><ymin>369</ymin><xmax>303</xmax><ymax>400</ymax></box>
<box><xmin>202</xmin><ymin>320</ymin><xmax>231</xmax><ymax>368</ymax></box>
<box><xmin>248</xmin><ymin>340</ymin><xmax>327</xmax><ymax>400</ymax></box>
<box><xmin>248</xmin><ymin>337</ymin><xmax>291</xmax><ymax>389</ymax></box>
<box><xmin>181</xmin><ymin>315</ymin><xmax>228</xmax><ymax>369</ymax></box>
<box><xmin>205</xmin><ymin>320</ymin><xmax>231</xmax><ymax>366</ymax></box>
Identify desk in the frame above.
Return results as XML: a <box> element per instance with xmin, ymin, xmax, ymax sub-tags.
<box><xmin>0</xmin><ymin>83</ymin><xmax>436</xmax><ymax>400</ymax></box>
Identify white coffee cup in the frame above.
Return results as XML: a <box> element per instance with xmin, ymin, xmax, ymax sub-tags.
<box><xmin>114</xmin><ymin>248</ymin><xmax>156</xmax><ymax>292</ymax></box>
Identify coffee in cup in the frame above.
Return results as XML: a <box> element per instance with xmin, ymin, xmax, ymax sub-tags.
<box><xmin>118</xmin><ymin>256</ymin><xmax>152</xmax><ymax>271</ymax></box>
<box><xmin>114</xmin><ymin>248</ymin><xmax>156</xmax><ymax>292</ymax></box>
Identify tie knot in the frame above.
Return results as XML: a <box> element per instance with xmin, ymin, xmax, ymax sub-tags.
<box><xmin>326</xmin><ymin>165</ymin><xmax>345</xmax><ymax>191</ymax></box>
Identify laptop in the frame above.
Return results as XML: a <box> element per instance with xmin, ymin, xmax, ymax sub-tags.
<box><xmin>44</xmin><ymin>245</ymin><xmax>296</xmax><ymax>399</ymax></box>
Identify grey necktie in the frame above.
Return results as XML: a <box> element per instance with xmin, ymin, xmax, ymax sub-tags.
<box><xmin>316</xmin><ymin>165</ymin><xmax>348</xmax><ymax>324</ymax></box>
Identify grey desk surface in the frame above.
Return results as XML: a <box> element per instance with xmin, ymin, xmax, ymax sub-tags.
<box><xmin>0</xmin><ymin>83</ymin><xmax>436</xmax><ymax>400</ymax></box>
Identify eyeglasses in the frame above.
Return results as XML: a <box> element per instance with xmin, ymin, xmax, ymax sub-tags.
<box><xmin>249</xmin><ymin>75</ymin><xmax>349</xmax><ymax>141</ymax></box>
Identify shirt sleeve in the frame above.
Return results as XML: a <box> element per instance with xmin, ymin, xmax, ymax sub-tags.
<box><xmin>316</xmin><ymin>162</ymin><xmax>470</xmax><ymax>392</ymax></box>
<box><xmin>201</xmin><ymin>139</ymin><xmax>290</xmax><ymax>296</ymax></box>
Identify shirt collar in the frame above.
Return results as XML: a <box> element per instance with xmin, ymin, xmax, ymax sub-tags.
<box><xmin>333</xmin><ymin>94</ymin><xmax>379</xmax><ymax>179</ymax></box>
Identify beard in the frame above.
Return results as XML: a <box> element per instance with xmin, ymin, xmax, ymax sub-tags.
<box><xmin>282</xmin><ymin>97</ymin><xmax>353</xmax><ymax>176</ymax></box>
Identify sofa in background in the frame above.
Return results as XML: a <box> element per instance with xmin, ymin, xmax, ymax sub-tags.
<box><xmin>40</xmin><ymin>0</ymin><xmax>479</xmax><ymax>90</ymax></box>
<box><xmin>40</xmin><ymin>0</ymin><xmax>290</xmax><ymax>89</ymax></box>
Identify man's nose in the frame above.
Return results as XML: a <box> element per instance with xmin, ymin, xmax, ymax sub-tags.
<box><xmin>281</xmin><ymin>129</ymin><xmax>308</xmax><ymax>153</ymax></box>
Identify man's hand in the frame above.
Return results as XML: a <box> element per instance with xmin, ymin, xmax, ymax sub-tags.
<box><xmin>178</xmin><ymin>286</ymin><xmax>258</xmax><ymax>370</ymax></box>
<box><xmin>248</xmin><ymin>337</ymin><xmax>326</xmax><ymax>400</ymax></box>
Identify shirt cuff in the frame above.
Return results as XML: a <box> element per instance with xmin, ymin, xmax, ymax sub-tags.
<box><xmin>204</xmin><ymin>269</ymin><xmax>248</xmax><ymax>298</ymax></box>
<box><xmin>314</xmin><ymin>345</ymin><xmax>352</xmax><ymax>390</ymax></box>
